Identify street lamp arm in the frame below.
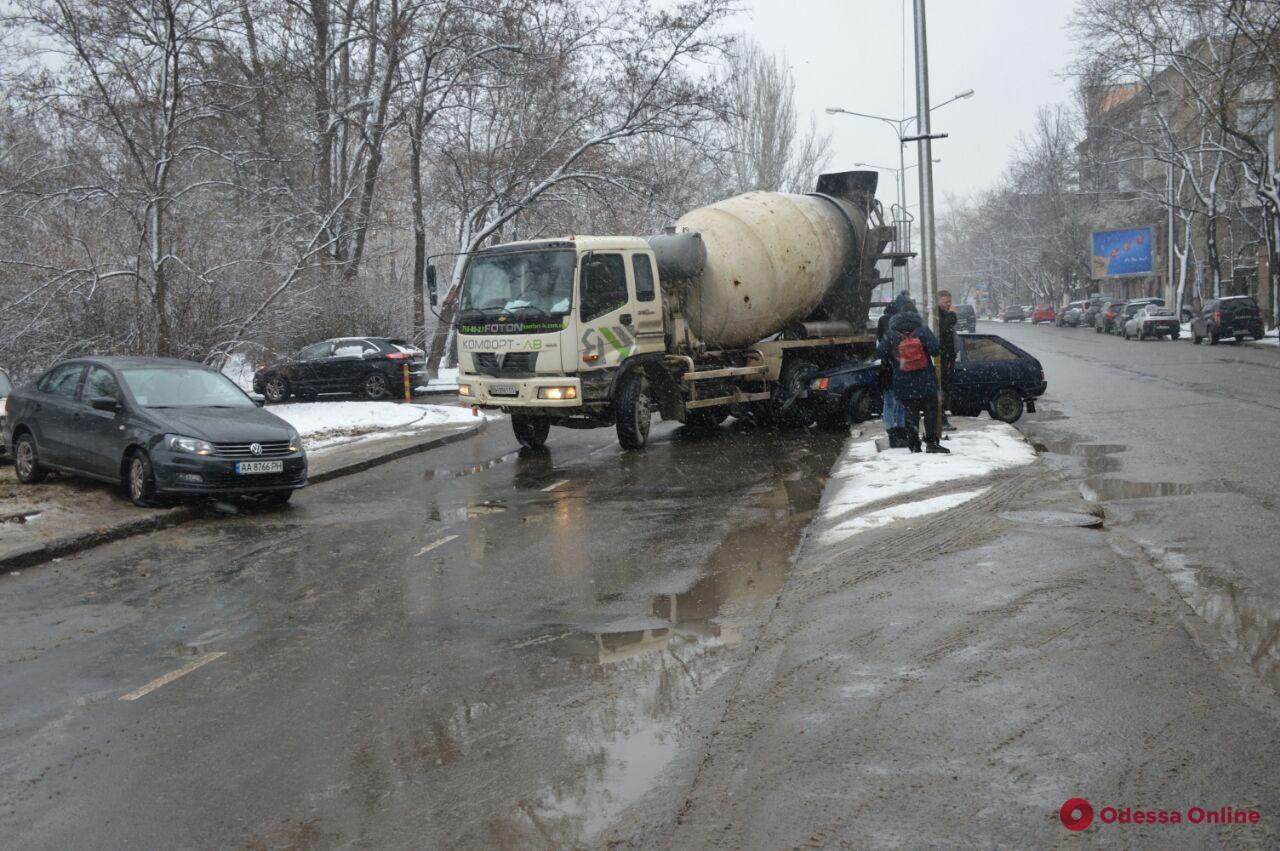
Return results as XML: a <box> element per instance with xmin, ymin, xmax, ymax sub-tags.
<box><xmin>825</xmin><ymin>107</ymin><xmax>906</xmax><ymax>136</ymax></box>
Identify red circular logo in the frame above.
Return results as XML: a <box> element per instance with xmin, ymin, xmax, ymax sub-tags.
<box><xmin>1060</xmin><ymin>798</ymin><xmax>1093</xmax><ymax>831</ymax></box>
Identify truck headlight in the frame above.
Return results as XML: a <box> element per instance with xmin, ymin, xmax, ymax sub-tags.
<box><xmin>166</xmin><ymin>434</ymin><xmax>214</xmax><ymax>455</ymax></box>
<box><xmin>537</xmin><ymin>386</ymin><xmax>577</xmax><ymax>400</ymax></box>
<box><xmin>458</xmin><ymin>384</ymin><xmax>472</xmax><ymax>397</ymax></box>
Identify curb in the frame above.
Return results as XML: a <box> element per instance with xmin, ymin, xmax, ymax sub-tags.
<box><xmin>0</xmin><ymin>418</ymin><xmax>488</xmax><ymax>572</ymax></box>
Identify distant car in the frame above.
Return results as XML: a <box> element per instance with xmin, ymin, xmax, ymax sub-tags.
<box><xmin>1096</xmin><ymin>300</ymin><xmax>1126</xmax><ymax>334</ymax></box>
<box><xmin>0</xmin><ymin>368</ymin><xmax>11</xmax><ymax>458</ymax></box>
<box><xmin>1031</xmin><ymin>304</ymin><xmax>1056</xmax><ymax>324</ymax></box>
<box><xmin>810</xmin><ymin>333</ymin><xmax>1046</xmax><ymax>426</ymax></box>
<box><xmin>953</xmin><ymin>304</ymin><xmax>976</xmax><ymax>333</ymax></box>
<box><xmin>1123</xmin><ymin>305</ymin><xmax>1180</xmax><ymax>340</ymax></box>
<box><xmin>1112</xmin><ymin>298</ymin><xmax>1165</xmax><ymax>335</ymax></box>
<box><xmin>1191</xmin><ymin>295</ymin><xmax>1265</xmax><ymax>345</ymax></box>
<box><xmin>1057</xmin><ymin>301</ymin><xmax>1088</xmax><ymax>327</ymax></box>
<box><xmin>866</xmin><ymin>302</ymin><xmax>890</xmax><ymax>332</ymax></box>
<box><xmin>1082</xmin><ymin>296</ymin><xmax>1108</xmax><ymax>327</ymax></box>
<box><xmin>1001</xmin><ymin>305</ymin><xmax>1025</xmax><ymax>322</ymax></box>
<box><xmin>253</xmin><ymin>337</ymin><xmax>426</xmax><ymax>403</ymax></box>
<box><xmin>3</xmin><ymin>357</ymin><xmax>306</xmax><ymax>507</ymax></box>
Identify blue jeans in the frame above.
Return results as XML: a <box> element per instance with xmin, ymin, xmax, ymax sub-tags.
<box><xmin>882</xmin><ymin>389</ymin><xmax>906</xmax><ymax>429</ymax></box>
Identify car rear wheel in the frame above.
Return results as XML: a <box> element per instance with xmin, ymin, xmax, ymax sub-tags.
<box><xmin>363</xmin><ymin>372</ymin><xmax>391</xmax><ymax>400</ymax></box>
<box><xmin>512</xmin><ymin>415</ymin><xmax>550</xmax><ymax>449</ymax></box>
<box><xmin>263</xmin><ymin>376</ymin><xmax>290</xmax><ymax>404</ymax></box>
<box><xmin>846</xmin><ymin>388</ymin><xmax>877</xmax><ymax>424</ymax></box>
<box><xmin>125</xmin><ymin>450</ymin><xmax>159</xmax><ymax>507</ymax></box>
<box><xmin>13</xmin><ymin>433</ymin><xmax>47</xmax><ymax>484</ymax></box>
<box><xmin>989</xmin><ymin>388</ymin><xmax>1024</xmax><ymax>424</ymax></box>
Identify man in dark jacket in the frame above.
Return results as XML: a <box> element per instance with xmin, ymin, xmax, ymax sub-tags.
<box><xmin>875</xmin><ymin>293</ymin><xmax>950</xmax><ymax>453</ymax></box>
<box><xmin>937</xmin><ymin>289</ymin><xmax>958</xmax><ymax>432</ymax></box>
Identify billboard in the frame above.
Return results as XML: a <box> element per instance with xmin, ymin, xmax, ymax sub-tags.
<box><xmin>1092</xmin><ymin>226</ymin><xmax>1155</xmax><ymax>278</ymax></box>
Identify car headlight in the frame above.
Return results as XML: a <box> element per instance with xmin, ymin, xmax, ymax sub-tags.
<box><xmin>166</xmin><ymin>434</ymin><xmax>214</xmax><ymax>456</ymax></box>
<box><xmin>810</xmin><ymin>378</ymin><xmax>829</xmax><ymax>391</ymax></box>
<box><xmin>288</xmin><ymin>431</ymin><xmax>303</xmax><ymax>453</ymax></box>
<box><xmin>537</xmin><ymin>386</ymin><xmax>577</xmax><ymax>400</ymax></box>
<box><xmin>457</xmin><ymin>384</ymin><xmax>473</xmax><ymax>397</ymax></box>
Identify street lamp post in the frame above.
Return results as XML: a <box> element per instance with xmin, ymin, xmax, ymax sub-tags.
<box><xmin>827</xmin><ymin>90</ymin><xmax>973</xmax><ymax>306</ymax></box>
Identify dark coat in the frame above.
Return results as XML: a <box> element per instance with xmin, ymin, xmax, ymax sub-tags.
<box><xmin>875</xmin><ymin>309</ymin><xmax>941</xmax><ymax>400</ymax></box>
<box><xmin>938</xmin><ymin>308</ymin><xmax>958</xmax><ymax>361</ymax></box>
<box><xmin>876</xmin><ymin>306</ymin><xmax>896</xmax><ymax>391</ymax></box>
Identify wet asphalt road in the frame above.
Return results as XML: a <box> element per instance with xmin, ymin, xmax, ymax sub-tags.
<box><xmin>0</xmin><ymin>416</ymin><xmax>843</xmax><ymax>848</ymax></box>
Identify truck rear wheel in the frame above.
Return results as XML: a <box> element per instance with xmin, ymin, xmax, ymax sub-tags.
<box><xmin>512</xmin><ymin>415</ymin><xmax>550</xmax><ymax>449</ymax></box>
<box><xmin>615</xmin><ymin>372</ymin><xmax>652</xmax><ymax>450</ymax></box>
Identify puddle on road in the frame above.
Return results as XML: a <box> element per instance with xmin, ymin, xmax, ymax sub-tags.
<box><xmin>0</xmin><ymin>510</ymin><xmax>42</xmax><ymax>524</ymax></box>
<box><xmin>1149</xmin><ymin>546</ymin><xmax>1280</xmax><ymax>693</ymax></box>
<box><xmin>1032</xmin><ymin>438</ymin><xmax>1126</xmax><ymax>475</ymax></box>
<box><xmin>1080</xmin><ymin>478</ymin><xmax>1217</xmax><ymax>501</ymax></box>
<box><xmin>1000</xmin><ymin>510</ymin><xmax>1104</xmax><ymax>529</ymax></box>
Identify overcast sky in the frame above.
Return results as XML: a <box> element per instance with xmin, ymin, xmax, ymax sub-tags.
<box><xmin>736</xmin><ymin>0</ymin><xmax>1081</xmax><ymax>210</ymax></box>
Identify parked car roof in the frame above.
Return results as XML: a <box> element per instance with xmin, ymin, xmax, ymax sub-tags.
<box><xmin>48</xmin><ymin>356</ymin><xmax>214</xmax><ymax>370</ymax></box>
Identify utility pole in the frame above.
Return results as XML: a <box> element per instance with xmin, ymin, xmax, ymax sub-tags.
<box><xmin>911</xmin><ymin>0</ymin><xmax>940</xmax><ymax>333</ymax></box>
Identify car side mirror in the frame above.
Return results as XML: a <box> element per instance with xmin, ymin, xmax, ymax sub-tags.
<box><xmin>90</xmin><ymin>396</ymin><xmax>121</xmax><ymax>413</ymax></box>
<box><xmin>248</xmin><ymin>393</ymin><xmax>266</xmax><ymax>407</ymax></box>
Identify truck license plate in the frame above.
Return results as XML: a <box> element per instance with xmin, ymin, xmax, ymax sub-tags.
<box><xmin>489</xmin><ymin>385</ymin><xmax>519</xmax><ymax>397</ymax></box>
<box><xmin>236</xmin><ymin>460</ymin><xmax>283</xmax><ymax>474</ymax></box>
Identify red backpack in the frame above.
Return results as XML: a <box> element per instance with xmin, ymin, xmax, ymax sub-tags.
<box><xmin>896</xmin><ymin>330</ymin><xmax>928</xmax><ymax>372</ymax></box>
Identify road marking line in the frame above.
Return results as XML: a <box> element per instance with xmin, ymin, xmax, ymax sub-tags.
<box><xmin>120</xmin><ymin>652</ymin><xmax>227</xmax><ymax>701</ymax></box>
<box><xmin>416</xmin><ymin>534</ymin><xmax>458</xmax><ymax>556</ymax></box>
<box><xmin>541</xmin><ymin>479</ymin><xmax>570</xmax><ymax>492</ymax></box>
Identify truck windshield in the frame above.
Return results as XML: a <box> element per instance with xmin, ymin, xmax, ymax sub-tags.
<box><xmin>459</xmin><ymin>249</ymin><xmax>575</xmax><ymax>319</ymax></box>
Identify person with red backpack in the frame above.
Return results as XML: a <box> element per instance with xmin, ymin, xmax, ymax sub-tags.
<box><xmin>875</xmin><ymin>292</ymin><xmax>950</xmax><ymax>454</ymax></box>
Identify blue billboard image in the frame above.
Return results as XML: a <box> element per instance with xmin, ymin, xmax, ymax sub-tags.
<box><xmin>1092</xmin><ymin>226</ymin><xmax>1154</xmax><ymax>278</ymax></box>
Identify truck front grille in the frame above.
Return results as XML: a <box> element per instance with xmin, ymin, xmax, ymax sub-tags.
<box><xmin>472</xmin><ymin>352</ymin><xmax>538</xmax><ymax>376</ymax></box>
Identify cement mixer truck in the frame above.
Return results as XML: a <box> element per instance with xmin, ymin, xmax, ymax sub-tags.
<box><xmin>451</xmin><ymin>171</ymin><xmax>902</xmax><ymax>450</ymax></box>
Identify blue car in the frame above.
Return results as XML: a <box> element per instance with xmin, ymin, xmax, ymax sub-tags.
<box><xmin>810</xmin><ymin>333</ymin><xmax>1047</xmax><ymax>427</ymax></box>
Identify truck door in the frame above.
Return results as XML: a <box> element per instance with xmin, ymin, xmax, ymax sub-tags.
<box><xmin>576</xmin><ymin>253</ymin><xmax>634</xmax><ymax>372</ymax></box>
<box><xmin>628</xmin><ymin>252</ymin><xmax>666</xmax><ymax>354</ymax></box>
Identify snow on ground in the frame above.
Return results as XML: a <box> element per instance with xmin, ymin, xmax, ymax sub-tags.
<box><xmin>415</xmin><ymin>366</ymin><xmax>459</xmax><ymax>393</ymax></box>
<box><xmin>272</xmin><ymin>401</ymin><xmax>483</xmax><ymax>451</ymax></box>
<box><xmin>817</xmin><ymin>420</ymin><xmax>1036</xmax><ymax>545</ymax></box>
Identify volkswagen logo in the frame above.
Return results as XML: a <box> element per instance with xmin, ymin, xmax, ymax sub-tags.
<box><xmin>249</xmin><ymin>442</ymin><xmax>263</xmax><ymax>456</ymax></box>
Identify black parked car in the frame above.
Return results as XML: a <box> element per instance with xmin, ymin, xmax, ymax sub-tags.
<box><xmin>954</xmin><ymin>304</ymin><xmax>977</xmax><ymax>333</ymax></box>
<box><xmin>253</xmin><ymin>337</ymin><xmax>426</xmax><ymax>404</ymax></box>
<box><xmin>1082</xmin><ymin>296</ymin><xmax>1108</xmax><ymax>328</ymax></box>
<box><xmin>0</xmin><ymin>368</ymin><xmax>11</xmax><ymax>459</ymax></box>
<box><xmin>810</xmin><ymin>333</ymin><xmax>1047</xmax><ymax>426</ymax></box>
<box><xmin>1001</xmin><ymin>304</ymin><xmax>1025</xmax><ymax>322</ymax></box>
<box><xmin>1191</xmin><ymin>296</ymin><xmax>1265</xmax><ymax>345</ymax></box>
<box><xmin>3</xmin><ymin>357</ymin><xmax>306</xmax><ymax>506</ymax></box>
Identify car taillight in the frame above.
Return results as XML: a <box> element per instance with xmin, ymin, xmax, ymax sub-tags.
<box><xmin>1214</xmin><ymin>311</ymin><xmax>1222</xmax><ymax>324</ymax></box>
<box><xmin>386</xmin><ymin>351</ymin><xmax>410</xmax><ymax>360</ymax></box>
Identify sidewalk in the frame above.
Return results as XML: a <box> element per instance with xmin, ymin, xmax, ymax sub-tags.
<box><xmin>668</xmin><ymin>420</ymin><xmax>1280</xmax><ymax>849</ymax></box>
<box><xmin>0</xmin><ymin>407</ymin><xmax>486</xmax><ymax>570</ymax></box>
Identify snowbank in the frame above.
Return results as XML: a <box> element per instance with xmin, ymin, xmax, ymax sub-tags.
<box><xmin>272</xmin><ymin>401</ymin><xmax>483</xmax><ymax>450</ymax></box>
<box><xmin>817</xmin><ymin>420</ymin><xmax>1036</xmax><ymax>545</ymax></box>
<box><xmin>415</xmin><ymin>366</ymin><xmax>459</xmax><ymax>393</ymax></box>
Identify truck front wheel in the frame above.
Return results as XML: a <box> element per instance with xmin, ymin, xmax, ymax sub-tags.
<box><xmin>512</xmin><ymin>415</ymin><xmax>550</xmax><ymax>449</ymax></box>
<box><xmin>614</xmin><ymin>372</ymin><xmax>653</xmax><ymax>450</ymax></box>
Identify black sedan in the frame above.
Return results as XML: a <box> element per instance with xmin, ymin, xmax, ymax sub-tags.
<box><xmin>810</xmin><ymin>333</ymin><xmax>1047</xmax><ymax>427</ymax></box>
<box><xmin>253</xmin><ymin>337</ymin><xmax>426</xmax><ymax>403</ymax></box>
<box><xmin>3</xmin><ymin>357</ymin><xmax>306</xmax><ymax>506</ymax></box>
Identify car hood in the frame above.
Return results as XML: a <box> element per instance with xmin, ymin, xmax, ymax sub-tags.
<box><xmin>147</xmin><ymin>406</ymin><xmax>296</xmax><ymax>443</ymax></box>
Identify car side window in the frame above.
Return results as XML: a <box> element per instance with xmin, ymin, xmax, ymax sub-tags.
<box><xmin>38</xmin><ymin>363</ymin><xmax>84</xmax><ymax>398</ymax></box>
<box><xmin>83</xmin><ymin>366</ymin><xmax>121</xmax><ymax>401</ymax></box>
<box><xmin>632</xmin><ymin>254</ymin><xmax>656</xmax><ymax>303</ymax></box>
<box><xmin>299</xmin><ymin>342</ymin><xmax>332</xmax><ymax>361</ymax></box>
<box><xmin>580</xmin><ymin>253</ymin><xmax>628</xmax><ymax>322</ymax></box>
<box><xmin>332</xmin><ymin>342</ymin><xmax>365</xmax><ymax>357</ymax></box>
<box><xmin>963</xmin><ymin>339</ymin><xmax>1019</xmax><ymax>362</ymax></box>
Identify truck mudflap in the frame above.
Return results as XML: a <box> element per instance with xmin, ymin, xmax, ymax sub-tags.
<box><xmin>457</xmin><ymin>374</ymin><xmax>584</xmax><ymax>408</ymax></box>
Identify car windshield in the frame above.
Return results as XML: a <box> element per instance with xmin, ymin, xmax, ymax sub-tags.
<box><xmin>120</xmin><ymin>368</ymin><xmax>254</xmax><ymax>408</ymax></box>
<box><xmin>0</xmin><ymin>370</ymin><xmax>10</xmax><ymax>396</ymax></box>
<box><xmin>1221</xmin><ymin>297</ymin><xmax>1258</xmax><ymax>312</ymax></box>
<box><xmin>458</xmin><ymin>249</ymin><xmax>576</xmax><ymax>318</ymax></box>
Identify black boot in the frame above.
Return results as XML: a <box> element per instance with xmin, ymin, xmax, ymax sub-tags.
<box><xmin>926</xmin><ymin>442</ymin><xmax>951</xmax><ymax>454</ymax></box>
<box><xmin>888</xmin><ymin>427</ymin><xmax>909</xmax><ymax>449</ymax></box>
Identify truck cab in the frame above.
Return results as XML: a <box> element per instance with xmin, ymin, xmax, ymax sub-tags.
<box><xmin>456</xmin><ymin>237</ymin><xmax>666</xmax><ymax>438</ymax></box>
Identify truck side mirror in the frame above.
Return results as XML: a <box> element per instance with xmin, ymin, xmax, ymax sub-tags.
<box><xmin>427</xmin><ymin>264</ymin><xmax>438</xmax><ymax>307</ymax></box>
